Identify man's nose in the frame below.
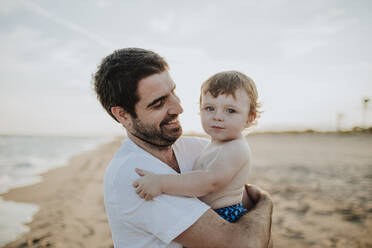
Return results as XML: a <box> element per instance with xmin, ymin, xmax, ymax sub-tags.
<box><xmin>168</xmin><ymin>93</ymin><xmax>183</xmax><ymax>115</ymax></box>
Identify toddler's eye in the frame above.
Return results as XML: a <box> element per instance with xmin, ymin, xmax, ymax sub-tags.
<box><xmin>227</xmin><ymin>108</ymin><xmax>236</xmax><ymax>113</ymax></box>
<box><xmin>205</xmin><ymin>106</ymin><xmax>214</xmax><ymax>111</ymax></box>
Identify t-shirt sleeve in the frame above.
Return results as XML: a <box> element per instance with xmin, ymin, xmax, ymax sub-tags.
<box><xmin>113</xmin><ymin>155</ymin><xmax>210</xmax><ymax>244</ymax></box>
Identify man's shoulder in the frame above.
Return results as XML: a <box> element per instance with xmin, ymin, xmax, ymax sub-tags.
<box><xmin>104</xmin><ymin>142</ymin><xmax>154</xmax><ymax>181</ymax></box>
<box><xmin>109</xmin><ymin>146</ymin><xmax>160</xmax><ymax>171</ymax></box>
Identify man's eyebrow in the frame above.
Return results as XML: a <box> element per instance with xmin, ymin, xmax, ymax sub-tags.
<box><xmin>147</xmin><ymin>95</ymin><xmax>167</xmax><ymax>108</ymax></box>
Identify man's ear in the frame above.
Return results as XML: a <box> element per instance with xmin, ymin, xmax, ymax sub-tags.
<box><xmin>111</xmin><ymin>106</ymin><xmax>132</xmax><ymax>128</ymax></box>
<box><xmin>245</xmin><ymin>112</ymin><xmax>257</xmax><ymax>128</ymax></box>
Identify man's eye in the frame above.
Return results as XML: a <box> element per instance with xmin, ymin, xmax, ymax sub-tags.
<box><xmin>205</xmin><ymin>106</ymin><xmax>214</xmax><ymax>111</ymax></box>
<box><xmin>153</xmin><ymin>100</ymin><xmax>164</xmax><ymax>108</ymax></box>
<box><xmin>227</xmin><ymin>108</ymin><xmax>236</xmax><ymax>113</ymax></box>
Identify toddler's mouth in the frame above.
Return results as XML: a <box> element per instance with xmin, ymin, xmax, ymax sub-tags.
<box><xmin>211</xmin><ymin>125</ymin><xmax>224</xmax><ymax>129</ymax></box>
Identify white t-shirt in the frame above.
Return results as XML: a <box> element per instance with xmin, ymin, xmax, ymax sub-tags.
<box><xmin>104</xmin><ymin>136</ymin><xmax>210</xmax><ymax>248</ymax></box>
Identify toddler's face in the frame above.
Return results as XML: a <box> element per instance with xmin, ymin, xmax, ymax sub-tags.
<box><xmin>200</xmin><ymin>88</ymin><xmax>251</xmax><ymax>142</ymax></box>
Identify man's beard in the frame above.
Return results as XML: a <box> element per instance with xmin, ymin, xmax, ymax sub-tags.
<box><xmin>130</xmin><ymin>114</ymin><xmax>182</xmax><ymax>148</ymax></box>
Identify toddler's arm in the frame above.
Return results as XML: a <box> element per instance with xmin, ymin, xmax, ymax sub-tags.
<box><xmin>133</xmin><ymin>141</ymin><xmax>249</xmax><ymax>200</ymax></box>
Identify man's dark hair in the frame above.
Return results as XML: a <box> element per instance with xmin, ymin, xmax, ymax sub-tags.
<box><xmin>93</xmin><ymin>48</ymin><xmax>169</xmax><ymax>121</ymax></box>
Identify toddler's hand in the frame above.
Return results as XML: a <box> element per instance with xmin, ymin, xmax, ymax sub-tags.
<box><xmin>132</xmin><ymin>168</ymin><xmax>162</xmax><ymax>201</ymax></box>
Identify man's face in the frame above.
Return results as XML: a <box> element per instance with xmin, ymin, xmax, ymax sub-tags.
<box><xmin>128</xmin><ymin>70</ymin><xmax>183</xmax><ymax>147</ymax></box>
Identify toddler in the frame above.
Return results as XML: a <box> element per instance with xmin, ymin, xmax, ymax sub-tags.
<box><xmin>133</xmin><ymin>70</ymin><xmax>260</xmax><ymax>222</ymax></box>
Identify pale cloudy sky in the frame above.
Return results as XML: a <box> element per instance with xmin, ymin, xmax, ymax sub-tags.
<box><xmin>0</xmin><ymin>0</ymin><xmax>371</xmax><ymax>135</ymax></box>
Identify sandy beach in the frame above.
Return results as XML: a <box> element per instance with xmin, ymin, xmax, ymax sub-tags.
<box><xmin>2</xmin><ymin>133</ymin><xmax>372</xmax><ymax>248</ymax></box>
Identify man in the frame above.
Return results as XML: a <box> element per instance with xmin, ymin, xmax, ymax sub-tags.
<box><xmin>94</xmin><ymin>48</ymin><xmax>273</xmax><ymax>248</ymax></box>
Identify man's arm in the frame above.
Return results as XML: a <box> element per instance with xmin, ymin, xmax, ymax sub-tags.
<box><xmin>174</xmin><ymin>185</ymin><xmax>273</xmax><ymax>248</ymax></box>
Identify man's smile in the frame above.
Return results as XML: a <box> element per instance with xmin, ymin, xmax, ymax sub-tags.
<box><xmin>163</xmin><ymin>118</ymin><xmax>180</xmax><ymax>128</ymax></box>
<box><xmin>161</xmin><ymin>114</ymin><xmax>180</xmax><ymax>127</ymax></box>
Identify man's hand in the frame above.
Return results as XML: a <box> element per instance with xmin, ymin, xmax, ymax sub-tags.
<box><xmin>242</xmin><ymin>184</ymin><xmax>273</xmax><ymax>248</ymax></box>
<box><xmin>132</xmin><ymin>168</ymin><xmax>162</xmax><ymax>201</ymax></box>
<box><xmin>175</xmin><ymin>184</ymin><xmax>274</xmax><ymax>248</ymax></box>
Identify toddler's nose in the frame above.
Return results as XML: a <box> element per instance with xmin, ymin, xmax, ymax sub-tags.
<box><xmin>213</xmin><ymin>112</ymin><xmax>224</xmax><ymax>121</ymax></box>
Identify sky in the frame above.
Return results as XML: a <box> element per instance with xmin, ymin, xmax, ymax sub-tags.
<box><xmin>0</xmin><ymin>0</ymin><xmax>371</xmax><ymax>136</ymax></box>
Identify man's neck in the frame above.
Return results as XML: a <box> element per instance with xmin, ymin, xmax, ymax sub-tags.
<box><xmin>127</xmin><ymin>132</ymin><xmax>180</xmax><ymax>173</ymax></box>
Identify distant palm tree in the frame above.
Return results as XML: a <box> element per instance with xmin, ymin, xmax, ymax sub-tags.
<box><xmin>363</xmin><ymin>98</ymin><xmax>370</xmax><ymax>128</ymax></box>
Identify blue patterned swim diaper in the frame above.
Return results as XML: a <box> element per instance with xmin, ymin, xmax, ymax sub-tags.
<box><xmin>214</xmin><ymin>202</ymin><xmax>248</xmax><ymax>223</ymax></box>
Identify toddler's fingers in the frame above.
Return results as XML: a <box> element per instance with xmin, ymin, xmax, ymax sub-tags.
<box><xmin>145</xmin><ymin>194</ymin><xmax>152</xmax><ymax>201</ymax></box>
<box><xmin>136</xmin><ymin>187</ymin><xmax>143</xmax><ymax>194</ymax></box>
<box><xmin>139</xmin><ymin>191</ymin><xmax>146</xmax><ymax>199</ymax></box>
<box><xmin>135</xmin><ymin>168</ymin><xmax>145</xmax><ymax>177</ymax></box>
<box><xmin>132</xmin><ymin>180</ymin><xmax>139</xmax><ymax>188</ymax></box>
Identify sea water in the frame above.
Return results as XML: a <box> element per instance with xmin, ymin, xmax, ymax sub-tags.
<box><xmin>0</xmin><ymin>135</ymin><xmax>113</xmax><ymax>247</ymax></box>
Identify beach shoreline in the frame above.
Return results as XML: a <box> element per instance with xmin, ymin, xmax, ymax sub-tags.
<box><xmin>2</xmin><ymin>133</ymin><xmax>372</xmax><ymax>248</ymax></box>
<box><xmin>2</xmin><ymin>138</ymin><xmax>122</xmax><ymax>248</ymax></box>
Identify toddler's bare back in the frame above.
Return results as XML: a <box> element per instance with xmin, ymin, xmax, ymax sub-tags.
<box><xmin>194</xmin><ymin>139</ymin><xmax>251</xmax><ymax>209</ymax></box>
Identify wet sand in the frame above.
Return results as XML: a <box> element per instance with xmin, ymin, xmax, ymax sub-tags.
<box><xmin>2</xmin><ymin>133</ymin><xmax>372</xmax><ymax>247</ymax></box>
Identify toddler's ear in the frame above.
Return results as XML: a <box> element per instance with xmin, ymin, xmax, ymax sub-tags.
<box><xmin>245</xmin><ymin>112</ymin><xmax>256</xmax><ymax>127</ymax></box>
